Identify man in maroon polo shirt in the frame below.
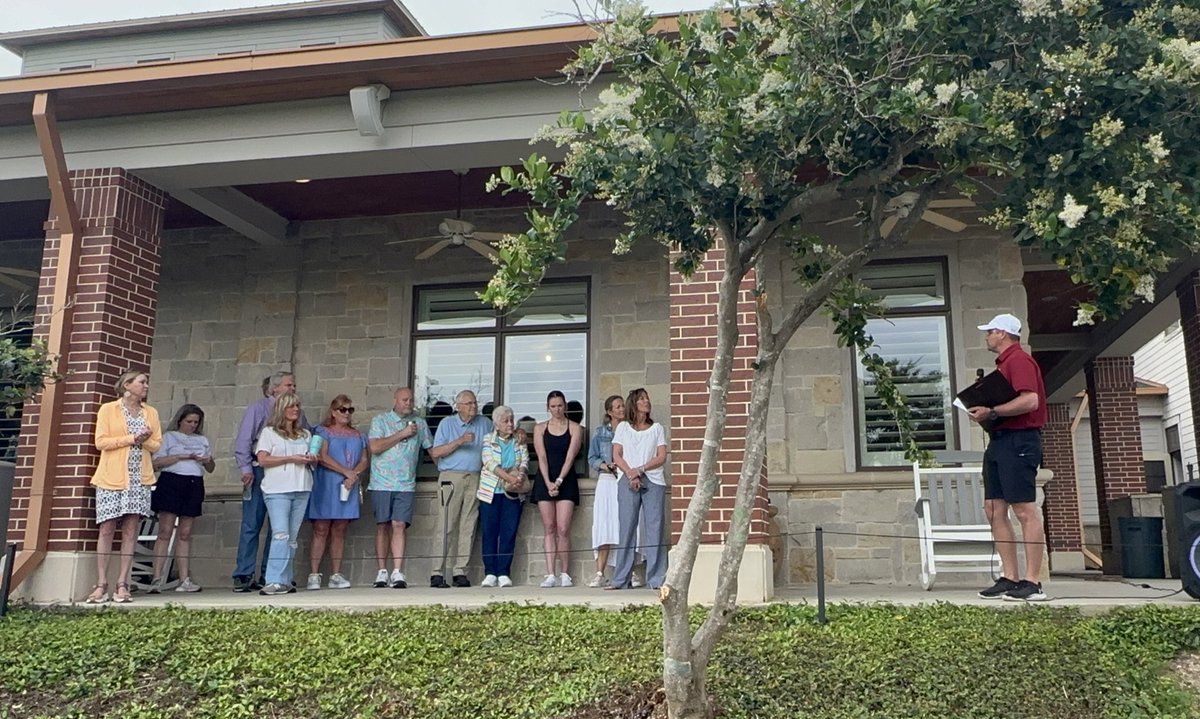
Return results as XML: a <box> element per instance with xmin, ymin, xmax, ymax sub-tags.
<box><xmin>967</xmin><ymin>313</ymin><xmax>1049</xmax><ymax>602</ymax></box>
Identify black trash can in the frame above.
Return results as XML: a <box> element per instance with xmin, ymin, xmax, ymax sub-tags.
<box><xmin>1118</xmin><ymin>516</ymin><xmax>1165</xmax><ymax>579</ymax></box>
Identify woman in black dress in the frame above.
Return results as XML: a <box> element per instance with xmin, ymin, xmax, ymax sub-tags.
<box><xmin>533</xmin><ymin>390</ymin><xmax>583</xmax><ymax>587</ymax></box>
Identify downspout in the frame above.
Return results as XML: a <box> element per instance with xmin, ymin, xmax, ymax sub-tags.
<box><xmin>10</xmin><ymin>91</ymin><xmax>82</xmax><ymax>587</ymax></box>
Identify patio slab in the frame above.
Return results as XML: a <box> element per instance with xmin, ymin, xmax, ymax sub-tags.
<box><xmin>43</xmin><ymin>576</ymin><xmax>1196</xmax><ymax>612</ymax></box>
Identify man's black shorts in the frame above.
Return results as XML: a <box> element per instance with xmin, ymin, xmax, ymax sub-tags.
<box><xmin>983</xmin><ymin>428</ymin><xmax>1042</xmax><ymax>504</ymax></box>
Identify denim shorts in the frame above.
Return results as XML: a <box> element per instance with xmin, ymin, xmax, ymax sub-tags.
<box><xmin>371</xmin><ymin>490</ymin><xmax>414</xmax><ymax>526</ymax></box>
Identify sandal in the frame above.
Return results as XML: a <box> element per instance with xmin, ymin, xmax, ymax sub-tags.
<box><xmin>84</xmin><ymin>583</ymin><xmax>109</xmax><ymax>604</ymax></box>
<box><xmin>112</xmin><ymin>582</ymin><xmax>133</xmax><ymax>604</ymax></box>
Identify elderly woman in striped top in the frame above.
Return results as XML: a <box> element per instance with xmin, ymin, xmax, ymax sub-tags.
<box><xmin>476</xmin><ymin>405</ymin><xmax>529</xmax><ymax>588</ymax></box>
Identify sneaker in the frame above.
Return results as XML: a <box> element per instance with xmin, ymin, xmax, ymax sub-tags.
<box><xmin>232</xmin><ymin>576</ymin><xmax>253</xmax><ymax>593</ymax></box>
<box><xmin>559</xmin><ymin>573</ymin><xmax>574</xmax><ymax>588</ymax></box>
<box><xmin>540</xmin><ymin>574</ymin><xmax>558</xmax><ymax>588</ymax></box>
<box><xmin>306</xmin><ymin>573</ymin><xmax>322</xmax><ymax>591</ymax></box>
<box><xmin>147</xmin><ymin>577</ymin><xmax>164</xmax><ymax>595</ymax></box>
<box><xmin>390</xmin><ymin>569</ymin><xmax>407</xmax><ymax>589</ymax></box>
<box><xmin>498</xmin><ymin>575</ymin><xmax>513</xmax><ymax>588</ymax></box>
<box><xmin>631</xmin><ymin>577</ymin><xmax>644</xmax><ymax>589</ymax></box>
<box><xmin>259</xmin><ymin>583</ymin><xmax>289</xmax><ymax>596</ymax></box>
<box><xmin>978</xmin><ymin>577</ymin><xmax>1019</xmax><ymax>600</ymax></box>
<box><xmin>328</xmin><ymin>573</ymin><xmax>351</xmax><ymax>590</ymax></box>
<box><xmin>374</xmin><ymin>569</ymin><xmax>389</xmax><ymax>588</ymax></box>
<box><xmin>430</xmin><ymin>575</ymin><xmax>449</xmax><ymax>589</ymax></box>
<box><xmin>175</xmin><ymin>577</ymin><xmax>202</xmax><ymax>593</ymax></box>
<box><xmin>250</xmin><ymin>579</ymin><xmax>265</xmax><ymax>591</ymax></box>
<box><xmin>1003</xmin><ymin>580</ymin><xmax>1048</xmax><ymax>602</ymax></box>
<box><xmin>481</xmin><ymin>574</ymin><xmax>498</xmax><ymax>588</ymax></box>
<box><xmin>452</xmin><ymin>574</ymin><xmax>472</xmax><ymax>588</ymax></box>
<box><xmin>587</xmin><ymin>572</ymin><xmax>607</xmax><ymax>588</ymax></box>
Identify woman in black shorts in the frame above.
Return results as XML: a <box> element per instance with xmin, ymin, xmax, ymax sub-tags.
<box><xmin>150</xmin><ymin>403</ymin><xmax>215</xmax><ymax>593</ymax></box>
<box><xmin>533</xmin><ymin>390</ymin><xmax>583</xmax><ymax>587</ymax></box>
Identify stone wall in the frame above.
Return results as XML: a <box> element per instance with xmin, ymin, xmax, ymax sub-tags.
<box><xmin>147</xmin><ymin>204</ymin><xmax>672</xmax><ymax>587</ymax></box>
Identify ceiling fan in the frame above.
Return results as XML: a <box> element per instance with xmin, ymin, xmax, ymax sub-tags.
<box><xmin>828</xmin><ymin>192</ymin><xmax>974</xmax><ymax>236</ymax></box>
<box><xmin>0</xmin><ymin>266</ymin><xmax>38</xmax><ymax>291</ymax></box>
<box><xmin>386</xmin><ymin>170</ymin><xmax>505</xmax><ymax>261</ymax></box>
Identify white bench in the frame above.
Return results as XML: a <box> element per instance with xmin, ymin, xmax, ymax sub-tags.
<box><xmin>913</xmin><ymin>458</ymin><xmax>1000</xmax><ymax>590</ymax></box>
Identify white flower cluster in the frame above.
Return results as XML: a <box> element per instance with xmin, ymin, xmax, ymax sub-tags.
<box><xmin>900</xmin><ymin>11</ymin><xmax>918</xmax><ymax>31</ymax></box>
<box><xmin>1073</xmin><ymin>307</ymin><xmax>1095</xmax><ymax>326</ymax></box>
<box><xmin>1145</xmin><ymin>133</ymin><xmax>1170</xmax><ymax>163</ymax></box>
<box><xmin>758</xmin><ymin>69</ymin><xmax>789</xmax><ymax>95</ymax></box>
<box><xmin>1061</xmin><ymin>0</ymin><xmax>1093</xmax><ymax>16</ymax></box>
<box><xmin>1057</xmin><ymin>193</ymin><xmax>1088</xmax><ymax>228</ymax></box>
<box><xmin>1162</xmin><ymin>38</ymin><xmax>1200</xmax><ymax>73</ymax></box>
<box><xmin>610</xmin><ymin>0</ymin><xmax>646</xmax><ymax>23</ymax></box>
<box><xmin>1087</xmin><ymin>114</ymin><xmax>1124</xmax><ymax>148</ymax></box>
<box><xmin>699</xmin><ymin>31</ymin><xmax>723</xmax><ymax>55</ymax></box>
<box><xmin>706</xmin><ymin>165</ymin><xmax>727</xmax><ymax>188</ymax></box>
<box><xmin>592</xmin><ymin>85</ymin><xmax>642</xmax><ymax>125</ymax></box>
<box><xmin>933</xmin><ymin>81</ymin><xmax>959</xmax><ymax>105</ymax></box>
<box><xmin>1134</xmin><ymin>274</ymin><xmax>1156</xmax><ymax>302</ymax></box>
<box><xmin>766</xmin><ymin>32</ymin><xmax>792</xmax><ymax>56</ymax></box>
<box><xmin>1017</xmin><ymin>0</ymin><xmax>1055</xmax><ymax>20</ymax></box>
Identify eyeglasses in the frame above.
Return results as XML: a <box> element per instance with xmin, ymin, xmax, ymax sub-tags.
<box><xmin>334</xmin><ymin>406</ymin><xmax>356</xmax><ymax>414</ymax></box>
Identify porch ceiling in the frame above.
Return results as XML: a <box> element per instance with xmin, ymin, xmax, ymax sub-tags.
<box><xmin>0</xmin><ymin>166</ymin><xmax>530</xmax><ymax>239</ymax></box>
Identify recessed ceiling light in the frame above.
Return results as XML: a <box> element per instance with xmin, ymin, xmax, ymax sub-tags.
<box><xmin>295</xmin><ymin>178</ymin><xmax>311</xmax><ymax>184</ymax></box>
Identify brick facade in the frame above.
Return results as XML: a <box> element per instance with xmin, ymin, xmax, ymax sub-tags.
<box><xmin>668</xmin><ymin>247</ymin><xmax>769</xmax><ymax>547</ymax></box>
<box><xmin>1177</xmin><ymin>270</ymin><xmax>1200</xmax><ymax>462</ymax></box>
<box><xmin>1084</xmin><ymin>355</ymin><xmax>1144</xmax><ymax>571</ymax></box>
<box><xmin>9</xmin><ymin>168</ymin><xmax>166</xmax><ymax>552</ymax></box>
<box><xmin>1041</xmin><ymin>402</ymin><xmax>1082</xmax><ymax>553</ymax></box>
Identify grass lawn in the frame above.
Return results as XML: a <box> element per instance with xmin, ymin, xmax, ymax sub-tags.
<box><xmin>0</xmin><ymin>602</ymin><xmax>1197</xmax><ymax>718</ymax></box>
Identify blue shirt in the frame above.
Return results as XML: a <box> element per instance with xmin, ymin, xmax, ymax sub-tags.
<box><xmin>432</xmin><ymin>414</ymin><xmax>493</xmax><ymax>472</ymax></box>
<box><xmin>588</xmin><ymin>422</ymin><xmax>615</xmax><ymax>473</ymax></box>
<box><xmin>368</xmin><ymin>411</ymin><xmax>432</xmax><ymax>492</ymax></box>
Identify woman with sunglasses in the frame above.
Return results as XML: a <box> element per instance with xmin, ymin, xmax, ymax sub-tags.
<box><xmin>307</xmin><ymin>394</ymin><xmax>368</xmax><ymax>590</ymax></box>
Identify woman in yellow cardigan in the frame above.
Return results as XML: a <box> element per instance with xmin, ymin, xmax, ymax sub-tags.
<box><xmin>85</xmin><ymin>370</ymin><xmax>162</xmax><ymax>603</ymax></box>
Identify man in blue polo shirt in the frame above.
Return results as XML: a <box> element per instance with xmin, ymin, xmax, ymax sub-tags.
<box><xmin>429</xmin><ymin>389</ymin><xmax>492</xmax><ymax>588</ymax></box>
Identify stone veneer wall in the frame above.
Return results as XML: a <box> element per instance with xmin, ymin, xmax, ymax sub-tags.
<box><xmin>148</xmin><ymin>204</ymin><xmax>672</xmax><ymax>587</ymax></box>
<box><xmin>758</xmin><ymin>217</ymin><xmax>1030</xmax><ymax>586</ymax></box>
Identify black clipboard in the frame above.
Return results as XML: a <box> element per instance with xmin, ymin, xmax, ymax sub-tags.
<box><xmin>956</xmin><ymin>371</ymin><xmax>1018</xmax><ymax>432</ymax></box>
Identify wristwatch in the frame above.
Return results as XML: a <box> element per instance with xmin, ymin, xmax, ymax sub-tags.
<box><xmin>988</xmin><ymin>408</ymin><xmax>999</xmax><ymax>422</ymax></box>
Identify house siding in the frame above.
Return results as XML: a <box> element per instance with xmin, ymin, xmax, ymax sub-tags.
<box><xmin>21</xmin><ymin>13</ymin><xmax>396</xmax><ymax>74</ymax></box>
<box><xmin>1135</xmin><ymin>321</ymin><xmax>1197</xmax><ymax>482</ymax></box>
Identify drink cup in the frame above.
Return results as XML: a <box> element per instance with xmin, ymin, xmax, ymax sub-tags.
<box><xmin>307</xmin><ymin>433</ymin><xmax>324</xmax><ymax>456</ymax></box>
<box><xmin>242</xmin><ymin>483</ymin><xmax>252</xmax><ymax>501</ymax></box>
<box><xmin>339</xmin><ymin>484</ymin><xmax>351</xmax><ymax>502</ymax></box>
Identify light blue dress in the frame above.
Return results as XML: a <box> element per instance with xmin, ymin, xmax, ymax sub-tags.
<box><xmin>308</xmin><ymin>426</ymin><xmax>366</xmax><ymax>521</ymax></box>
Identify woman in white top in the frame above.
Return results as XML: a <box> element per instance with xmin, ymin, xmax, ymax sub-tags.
<box><xmin>608</xmin><ymin>387</ymin><xmax>669</xmax><ymax>590</ymax></box>
<box><xmin>255</xmin><ymin>393</ymin><xmax>316</xmax><ymax>596</ymax></box>
<box><xmin>149</xmin><ymin>403</ymin><xmax>215</xmax><ymax>593</ymax></box>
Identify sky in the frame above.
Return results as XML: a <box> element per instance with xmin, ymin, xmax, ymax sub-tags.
<box><xmin>0</xmin><ymin>0</ymin><xmax>711</xmax><ymax>77</ymax></box>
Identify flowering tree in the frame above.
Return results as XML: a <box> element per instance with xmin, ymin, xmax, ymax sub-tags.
<box><xmin>485</xmin><ymin>1</ymin><xmax>1200</xmax><ymax>716</ymax></box>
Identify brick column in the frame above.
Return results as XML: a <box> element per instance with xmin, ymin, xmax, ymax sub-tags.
<box><xmin>1040</xmin><ymin>402</ymin><xmax>1083</xmax><ymax>561</ymax></box>
<box><xmin>668</xmin><ymin>244</ymin><xmax>770</xmax><ymax>583</ymax></box>
<box><xmin>1084</xmin><ymin>355</ymin><xmax>1145</xmax><ymax>574</ymax></box>
<box><xmin>1177</xmin><ymin>271</ymin><xmax>1200</xmax><ymax>462</ymax></box>
<box><xmin>9</xmin><ymin>169</ymin><xmax>166</xmax><ymax>562</ymax></box>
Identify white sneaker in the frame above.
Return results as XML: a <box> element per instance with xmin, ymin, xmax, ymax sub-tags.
<box><xmin>306</xmin><ymin>573</ymin><xmax>322</xmax><ymax>591</ymax></box>
<box><xmin>498</xmin><ymin>575</ymin><xmax>513</xmax><ymax>588</ymax></box>
<box><xmin>328</xmin><ymin>573</ymin><xmax>351</xmax><ymax>589</ymax></box>
<box><xmin>539</xmin><ymin>574</ymin><xmax>558</xmax><ymax>588</ymax></box>
<box><xmin>374</xmin><ymin>569</ymin><xmax>389</xmax><ymax>588</ymax></box>
<box><xmin>558</xmin><ymin>572</ymin><xmax>574</xmax><ymax>588</ymax></box>
<box><xmin>587</xmin><ymin>572</ymin><xmax>607</xmax><ymax>588</ymax></box>
<box><xmin>631</xmin><ymin>577</ymin><xmax>644</xmax><ymax>589</ymax></box>
<box><xmin>481</xmin><ymin>574</ymin><xmax>498</xmax><ymax>588</ymax></box>
<box><xmin>390</xmin><ymin>569</ymin><xmax>407</xmax><ymax>589</ymax></box>
<box><xmin>175</xmin><ymin>577</ymin><xmax>202</xmax><ymax>593</ymax></box>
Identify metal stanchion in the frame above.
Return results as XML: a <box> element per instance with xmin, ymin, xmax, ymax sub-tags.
<box><xmin>0</xmin><ymin>543</ymin><xmax>16</xmax><ymax>619</ymax></box>
<box><xmin>815</xmin><ymin>526</ymin><xmax>827</xmax><ymax>625</ymax></box>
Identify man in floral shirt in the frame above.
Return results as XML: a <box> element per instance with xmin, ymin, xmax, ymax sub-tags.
<box><xmin>368</xmin><ymin>387</ymin><xmax>432</xmax><ymax>589</ymax></box>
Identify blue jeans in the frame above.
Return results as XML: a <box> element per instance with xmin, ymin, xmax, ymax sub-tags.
<box><xmin>232</xmin><ymin>466</ymin><xmax>270</xmax><ymax>581</ymax></box>
<box><xmin>479</xmin><ymin>494</ymin><xmax>523</xmax><ymax>577</ymax></box>
<box><xmin>612</xmin><ymin>476</ymin><xmax>667</xmax><ymax>589</ymax></box>
<box><xmin>263</xmin><ymin>491</ymin><xmax>309</xmax><ymax>587</ymax></box>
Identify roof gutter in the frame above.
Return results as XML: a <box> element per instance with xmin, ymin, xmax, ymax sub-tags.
<box><xmin>10</xmin><ymin>91</ymin><xmax>81</xmax><ymax>588</ymax></box>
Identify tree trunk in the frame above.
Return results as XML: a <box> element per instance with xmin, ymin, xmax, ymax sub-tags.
<box><xmin>661</xmin><ymin>241</ymin><xmax>746</xmax><ymax>719</ymax></box>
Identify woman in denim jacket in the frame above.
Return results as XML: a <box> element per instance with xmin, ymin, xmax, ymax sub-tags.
<box><xmin>585</xmin><ymin>395</ymin><xmax>624</xmax><ymax>587</ymax></box>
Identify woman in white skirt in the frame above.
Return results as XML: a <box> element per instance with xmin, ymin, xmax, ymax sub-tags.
<box><xmin>586</xmin><ymin>395</ymin><xmax>624</xmax><ymax>587</ymax></box>
<box><xmin>87</xmin><ymin>370</ymin><xmax>162</xmax><ymax>604</ymax></box>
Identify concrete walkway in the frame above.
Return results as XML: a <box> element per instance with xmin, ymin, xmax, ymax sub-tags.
<box><xmin>57</xmin><ymin>575</ymin><xmax>1195</xmax><ymax>612</ymax></box>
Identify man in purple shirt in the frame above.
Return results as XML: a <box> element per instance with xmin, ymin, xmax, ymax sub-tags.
<box><xmin>231</xmin><ymin>370</ymin><xmax>310</xmax><ymax>592</ymax></box>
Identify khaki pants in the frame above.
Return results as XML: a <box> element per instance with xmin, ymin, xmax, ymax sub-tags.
<box><xmin>435</xmin><ymin>471</ymin><xmax>480</xmax><ymax>578</ymax></box>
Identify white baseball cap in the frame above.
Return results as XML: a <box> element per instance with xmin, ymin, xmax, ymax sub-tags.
<box><xmin>977</xmin><ymin>313</ymin><xmax>1022</xmax><ymax>335</ymax></box>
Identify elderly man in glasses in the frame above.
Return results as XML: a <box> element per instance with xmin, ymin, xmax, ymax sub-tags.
<box><xmin>428</xmin><ymin>389</ymin><xmax>493</xmax><ymax>588</ymax></box>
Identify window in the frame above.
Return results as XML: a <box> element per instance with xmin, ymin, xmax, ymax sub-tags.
<box><xmin>412</xmin><ymin>280</ymin><xmax>589</xmax><ymax>430</ymax></box>
<box><xmin>853</xmin><ymin>260</ymin><xmax>957</xmax><ymax>467</ymax></box>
